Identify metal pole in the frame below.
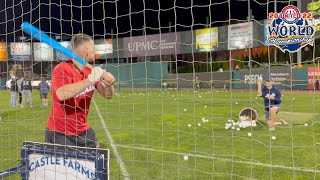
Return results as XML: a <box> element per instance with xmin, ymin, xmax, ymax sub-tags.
<box><xmin>297</xmin><ymin>0</ymin><xmax>302</xmax><ymax>65</ymax></box>
<box><xmin>274</xmin><ymin>0</ymin><xmax>277</xmax><ymax>63</ymax></box>
<box><xmin>206</xmin><ymin>16</ymin><xmax>209</xmax><ymax>72</ymax></box>
<box><xmin>169</xmin><ymin>21</ymin><xmax>172</xmax><ymax>73</ymax></box>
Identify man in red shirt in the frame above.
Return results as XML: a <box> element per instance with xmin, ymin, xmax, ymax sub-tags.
<box><xmin>45</xmin><ymin>34</ymin><xmax>115</xmax><ymax>148</ymax></box>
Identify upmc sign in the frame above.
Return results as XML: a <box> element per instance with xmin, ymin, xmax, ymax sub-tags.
<box><xmin>123</xmin><ymin>32</ymin><xmax>180</xmax><ymax>57</ymax></box>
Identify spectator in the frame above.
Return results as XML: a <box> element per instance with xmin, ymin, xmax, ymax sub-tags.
<box><xmin>162</xmin><ymin>82</ymin><xmax>168</xmax><ymax>90</ymax></box>
<box><xmin>10</xmin><ymin>77</ymin><xmax>18</xmax><ymax>107</ymax></box>
<box><xmin>21</xmin><ymin>76</ymin><xmax>33</xmax><ymax>108</ymax></box>
<box><xmin>285</xmin><ymin>61</ymin><xmax>289</xmax><ymax>67</ymax></box>
<box><xmin>6</xmin><ymin>79</ymin><xmax>12</xmax><ymax>90</ymax></box>
<box><xmin>234</xmin><ymin>65</ymin><xmax>240</xmax><ymax>71</ymax></box>
<box><xmin>194</xmin><ymin>77</ymin><xmax>200</xmax><ymax>91</ymax></box>
<box><xmin>17</xmin><ymin>76</ymin><xmax>24</xmax><ymax>106</ymax></box>
<box><xmin>38</xmin><ymin>79</ymin><xmax>50</xmax><ymax>107</ymax></box>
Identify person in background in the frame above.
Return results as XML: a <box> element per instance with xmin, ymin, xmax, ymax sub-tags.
<box><xmin>10</xmin><ymin>77</ymin><xmax>18</xmax><ymax>107</ymax></box>
<box><xmin>6</xmin><ymin>78</ymin><xmax>12</xmax><ymax>90</ymax></box>
<box><xmin>194</xmin><ymin>77</ymin><xmax>200</xmax><ymax>91</ymax></box>
<box><xmin>235</xmin><ymin>65</ymin><xmax>240</xmax><ymax>71</ymax></box>
<box><xmin>38</xmin><ymin>79</ymin><xmax>50</xmax><ymax>107</ymax></box>
<box><xmin>17</xmin><ymin>76</ymin><xmax>24</xmax><ymax>106</ymax></box>
<box><xmin>21</xmin><ymin>76</ymin><xmax>33</xmax><ymax>108</ymax></box>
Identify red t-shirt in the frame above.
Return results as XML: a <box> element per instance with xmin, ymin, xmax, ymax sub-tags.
<box><xmin>47</xmin><ymin>60</ymin><xmax>95</xmax><ymax>136</ymax></box>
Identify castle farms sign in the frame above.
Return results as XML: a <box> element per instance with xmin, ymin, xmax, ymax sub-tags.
<box><xmin>123</xmin><ymin>32</ymin><xmax>180</xmax><ymax>57</ymax></box>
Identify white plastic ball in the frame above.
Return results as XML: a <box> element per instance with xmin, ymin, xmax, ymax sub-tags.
<box><xmin>271</xmin><ymin>136</ymin><xmax>276</xmax><ymax>140</ymax></box>
<box><xmin>248</xmin><ymin>133</ymin><xmax>252</xmax><ymax>137</ymax></box>
<box><xmin>188</xmin><ymin>124</ymin><xmax>191</xmax><ymax>127</ymax></box>
<box><xmin>183</xmin><ymin>155</ymin><xmax>189</xmax><ymax>160</ymax></box>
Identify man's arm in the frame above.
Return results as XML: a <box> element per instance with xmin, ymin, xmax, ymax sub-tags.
<box><xmin>269</xmin><ymin>89</ymin><xmax>282</xmax><ymax>104</ymax></box>
<box><xmin>96</xmin><ymin>71</ymin><xmax>115</xmax><ymax>99</ymax></box>
<box><xmin>56</xmin><ymin>79</ymin><xmax>92</xmax><ymax>101</ymax></box>
<box><xmin>96</xmin><ymin>82</ymin><xmax>114</xmax><ymax>99</ymax></box>
<box><xmin>38</xmin><ymin>82</ymin><xmax>41</xmax><ymax>91</ymax></box>
<box><xmin>54</xmin><ymin>66</ymin><xmax>105</xmax><ymax>101</ymax></box>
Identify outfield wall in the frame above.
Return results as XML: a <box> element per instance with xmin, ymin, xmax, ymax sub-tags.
<box><xmin>232</xmin><ymin>68</ymin><xmax>308</xmax><ymax>90</ymax></box>
<box><xmin>105</xmin><ymin>62</ymin><xmax>168</xmax><ymax>88</ymax></box>
<box><xmin>0</xmin><ymin>67</ymin><xmax>313</xmax><ymax>90</ymax></box>
<box><xmin>165</xmin><ymin>67</ymin><xmax>310</xmax><ymax>90</ymax></box>
<box><xmin>166</xmin><ymin>72</ymin><xmax>231</xmax><ymax>89</ymax></box>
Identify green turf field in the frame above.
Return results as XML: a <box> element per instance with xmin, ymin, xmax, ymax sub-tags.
<box><xmin>0</xmin><ymin>89</ymin><xmax>320</xmax><ymax>179</ymax></box>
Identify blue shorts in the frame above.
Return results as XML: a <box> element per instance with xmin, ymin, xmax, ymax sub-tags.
<box><xmin>40</xmin><ymin>93</ymin><xmax>48</xmax><ymax>99</ymax></box>
<box><xmin>265</xmin><ymin>106</ymin><xmax>280</xmax><ymax>120</ymax></box>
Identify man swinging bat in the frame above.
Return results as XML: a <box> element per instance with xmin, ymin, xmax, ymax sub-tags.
<box><xmin>45</xmin><ymin>34</ymin><xmax>115</xmax><ymax>148</ymax></box>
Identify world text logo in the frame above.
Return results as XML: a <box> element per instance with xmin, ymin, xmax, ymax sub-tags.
<box><xmin>266</xmin><ymin>5</ymin><xmax>315</xmax><ymax>53</ymax></box>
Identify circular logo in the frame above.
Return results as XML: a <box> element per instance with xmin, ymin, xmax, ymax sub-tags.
<box><xmin>280</xmin><ymin>5</ymin><xmax>301</xmax><ymax>24</ymax></box>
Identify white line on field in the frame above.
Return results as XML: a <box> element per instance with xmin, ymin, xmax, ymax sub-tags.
<box><xmin>93</xmin><ymin>99</ymin><xmax>130</xmax><ymax>180</ymax></box>
<box><xmin>115</xmin><ymin>144</ymin><xmax>320</xmax><ymax>174</ymax></box>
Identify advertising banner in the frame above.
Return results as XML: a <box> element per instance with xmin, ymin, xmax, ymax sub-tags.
<box><xmin>195</xmin><ymin>27</ymin><xmax>218</xmax><ymax>52</ymax></box>
<box><xmin>34</xmin><ymin>43</ymin><xmax>54</xmax><ymax>61</ymax></box>
<box><xmin>56</xmin><ymin>41</ymin><xmax>71</xmax><ymax>61</ymax></box>
<box><xmin>263</xmin><ymin>19</ymin><xmax>272</xmax><ymax>45</ymax></box>
<box><xmin>10</xmin><ymin>42</ymin><xmax>31</xmax><ymax>61</ymax></box>
<box><xmin>95</xmin><ymin>39</ymin><xmax>112</xmax><ymax>59</ymax></box>
<box><xmin>233</xmin><ymin>68</ymin><xmax>292</xmax><ymax>89</ymax></box>
<box><xmin>123</xmin><ymin>32</ymin><xmax>180</xmax><ymax>57</ymax></box>
<box><xmin>228</xmin><ymin>22</ymin><xmax>253</xmax><ymax>50</ymax></box>
<box><xmin>28</xmin><ymin>154</ymin><xmax>96</xmax><ymax>179</ymax></box>
<box><xmin>308</xmin><ymin>67</ymin><xmax>320</xmax><ymax>89</ymax></box>
<box><xmin>0</xmin><ymin>42</ymin><xmax>7</xmax><ymax>61</ymax></box>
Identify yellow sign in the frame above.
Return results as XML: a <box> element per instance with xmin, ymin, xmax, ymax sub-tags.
<box><xmin>0</xmin><ymin>42</ymin><xmax>7</xmax><ymax>61</ymax></box>
<box><xmin>196</xmin><ymin>27</ymin><xmax>218</xmax><ymax>52</ymax></box>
